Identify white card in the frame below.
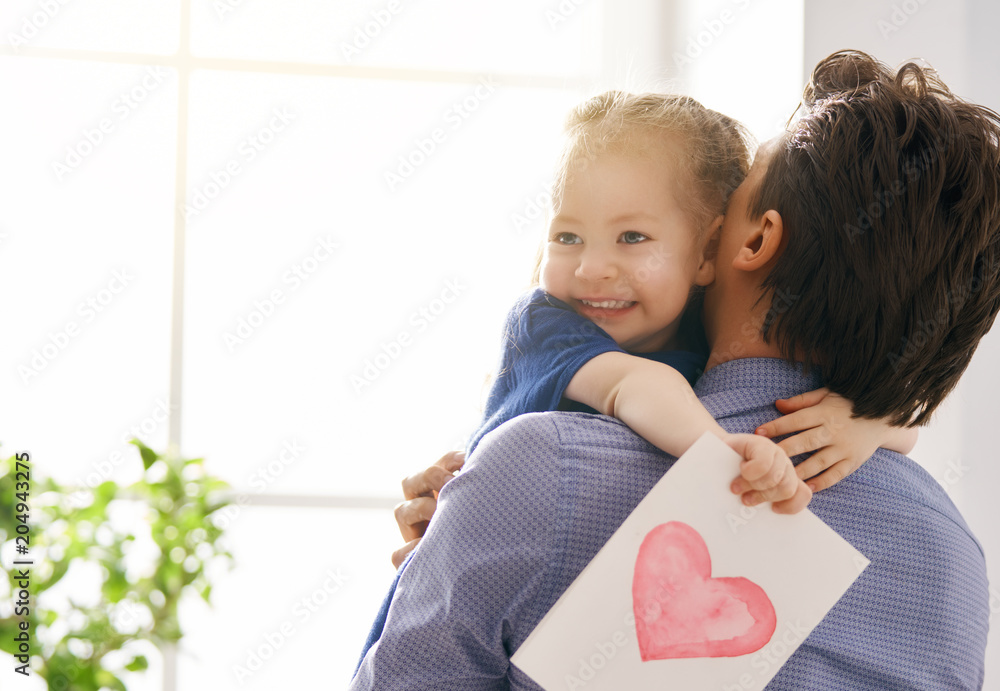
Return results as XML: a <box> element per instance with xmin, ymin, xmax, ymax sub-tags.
<box><xmin>511</xmin><ymin>433</ymin><xmax>869</xmax><ymax>691</ymax></box>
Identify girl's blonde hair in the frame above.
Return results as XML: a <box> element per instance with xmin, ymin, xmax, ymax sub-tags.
<box><xmin>552</xmin><ymin>90</ymin><xmax>754</xmax><ymax>234</ymax></box>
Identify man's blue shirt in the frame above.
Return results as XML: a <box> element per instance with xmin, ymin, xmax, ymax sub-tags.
<box><xmin>350</xmin><ymin>358</ymin><xmax>989</xmax><ymax>689</ymax></box>
<box><xmin>355</xmin><ymin>287</ymin><xmax>706</xmax><ymax>666</ymax></box>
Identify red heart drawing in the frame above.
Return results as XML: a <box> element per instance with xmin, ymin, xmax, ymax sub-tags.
<box><xmin>633</xmin><ymin>521</ymin><xmax>776</xmax><ymax>661</ymax></box>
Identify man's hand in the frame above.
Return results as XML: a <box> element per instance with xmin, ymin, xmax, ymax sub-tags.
<box><xmin>391</xmin><ymin>450</ymin><xmax>465</xmax><ymax>568</ymax></box>
<box><xmin>725</xmin><ymin>433</ymin><xmax>812</xmax><ymax>514</ymax></box>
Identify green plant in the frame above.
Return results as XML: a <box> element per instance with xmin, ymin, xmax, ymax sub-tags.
<box><xmin>0</xmin><ymin>441</ymin><xmax>233</xmax><ymax>690</ymax></box>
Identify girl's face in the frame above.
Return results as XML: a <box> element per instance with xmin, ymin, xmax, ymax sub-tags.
<box><xmin>541</xmin><ymin>147</ymin><xmax>716</xmax><ymax>353</ymax></box>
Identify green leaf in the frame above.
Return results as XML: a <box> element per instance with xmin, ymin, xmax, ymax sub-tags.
<box><xmin>95</xmin><ymin>480</ymin><xmax>117</xmax><ymax>506</ymax></box>
<box><xmin>96</xmin><ymin>668</ymin><xmax>127</xmax><ymax>691</ymax></box>
<box><xmin>0</xmin><ymin>440</ymin><xmax>236</xmax><ymax>690</ymax></box>
<box><xmin>130</xmin><ymin>439</ymin><xmax>158</xmax><ymax>471</ymax></box>
<box><xmin>103</xmin><ymin>568</ymin><xmax>129</xmax><ymax>603</ymax></box>
<box><xmin>124</xmin><ymin>655</ymin><xmax>149</xmax><ymax>672</ymax></box>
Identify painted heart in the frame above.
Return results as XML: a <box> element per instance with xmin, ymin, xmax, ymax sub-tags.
<box><xmin>632</xmin><ymin>521</ymin><xmax>776</xmax><ymax>661</ymax></box>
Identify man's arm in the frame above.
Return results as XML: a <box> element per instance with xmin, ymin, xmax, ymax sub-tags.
<box><xmin>351</xmin><ymin>416</ymin><xmax>563</xmax><ymax>690</ymax></box>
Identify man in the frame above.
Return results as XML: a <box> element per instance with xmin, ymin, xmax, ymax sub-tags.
<box><xmin>351</xmin><ymin>50</ymin><xmax>1000</xmax><ymax>689</ymax></box>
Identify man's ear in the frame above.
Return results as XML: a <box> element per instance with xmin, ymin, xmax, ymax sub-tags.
<box><xmin>732</xmin><ymin>209</ymin><xmax>784</xmax><ymax>272</ymax></box>
<box><xmin>693</xmin><ymin>214</ymin><xmax>723</xmax><ymax>286</ymax></box>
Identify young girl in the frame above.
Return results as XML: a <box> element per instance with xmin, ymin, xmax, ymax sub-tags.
<box><xmin>468</xmin><ymin>90</ymin><xmax>914</xmax><ymax>497</ymax></box>
<box><xmin>357</xmin><ymin>90</ymin><xmax>916</xmax><ymax>668</ymax></box>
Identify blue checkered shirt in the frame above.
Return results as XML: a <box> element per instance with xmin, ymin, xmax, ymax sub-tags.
<box><xmin>349</xmin><ymin>358</ymin><xmax>989</xmax><ymax>690</ymax></box>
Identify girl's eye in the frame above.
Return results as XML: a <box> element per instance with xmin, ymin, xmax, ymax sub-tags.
<box><xmin>620</xmin><ymin>231</ymin><xmax>648</xmax><ymax>244</ymax></box>
<box><xmin>553</xmin><ymin>232</ymin><xmax>582</xmax><ymax>245</ymax></box>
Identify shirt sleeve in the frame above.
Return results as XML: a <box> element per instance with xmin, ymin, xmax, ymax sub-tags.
<box><xmin>467</xmin><ymin>288</ymin><xmax>623</xmax><ymax>454</ymax></box>
<box><xmin>349</xmin><ymin>415</ymin><xmax>564</xmax><ymax>691</ymax></box>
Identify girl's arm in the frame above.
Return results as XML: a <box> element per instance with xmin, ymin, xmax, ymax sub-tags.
<box><xmin>754</xmin><ymin>388</ymin><xmax>919</xmax><ymax>492</ymax></box>
<box><xmin>565</xmin><ymin>351</ymin><xmax>812</xmax><ymax>514</ymax></box>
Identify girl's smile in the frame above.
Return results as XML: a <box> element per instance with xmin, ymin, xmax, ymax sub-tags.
<box><xmin>540</xmin><ymin>141</ymin><xmax>717</xmax><ymax>353</ymax></box>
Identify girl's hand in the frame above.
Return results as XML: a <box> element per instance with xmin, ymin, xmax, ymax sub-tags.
<box><xmin>754</xmin><ymin>388</ymin><xmax>916</xmax><ymax>493</ymax></box>
<box><xmin>391</xmin><ymin>450</ymin><xmax>465</xmax><ymax>568</ymax></box>
<box><xmin>726</xmin><ymin>433</ymin><xmax>812</xmax><ymax>514</ymax></box>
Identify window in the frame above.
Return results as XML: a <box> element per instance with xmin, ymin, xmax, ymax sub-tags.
<box><xmin>5</xmin><ymin>2</ymin><xmax>880</xmax><ymax>688</ymax></box>
<box><xmin>1</xmin><ymin>1</ymin><xmax>604</xmax><ymax>687</ymax></box>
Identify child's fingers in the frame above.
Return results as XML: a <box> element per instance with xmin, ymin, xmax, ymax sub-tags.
<box><xmin>755</xmin><ymin>409</ymin><xmax>821</xmax><ymax>439</ymax></box>
<box><xmin>793</xmin><ymin>448</ymin><xmax>842</xmax><ymax>482</ymax></box>
<box><xmin>726</xmin><ymin>434</ymin><xmax>795</xmax><ymax>499</ymax></box>
<box><xmin>738</xmin><ymin>466</ymin><xmax>799</xmax><ymax>505</ymax></box>
<box><xmin>774</xmin><ymin>387</ymin><xmax>830</xmax><ymax>414</ymax></box>
<box><xmin>777</xmin><ymin>427</ymin><xmax>836</xmax><ymax>458</ymax></box>
<box><xmin>739</xmin><ymin>441</ymin><xmax>797</xmax><ymax>499</ymax></box>
<box><xmin>770</xmin><ymin>481</ymin><xmax>813</xmax><ymax>514</ymax></box>
<box><xmin>739</xmin><ymin>446</ymin><xmax>788</xmax><ymax>489</ymax></box>
<box><xmin>805</xmin><ymin>459</ymin><xmax>862</xmax><ymax>493</ymax></box>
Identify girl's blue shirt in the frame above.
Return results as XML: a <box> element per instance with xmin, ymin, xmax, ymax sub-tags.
<box><xmin>467</xmin><ymin>287</ymin><xmax>705</xmax><ymax>456</ymax></box>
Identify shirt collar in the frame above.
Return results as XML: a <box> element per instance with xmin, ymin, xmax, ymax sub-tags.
<box><xmin>694</xmin><ymin>358</ymin><xmax>825</xmax><ymax>419</ymax></box>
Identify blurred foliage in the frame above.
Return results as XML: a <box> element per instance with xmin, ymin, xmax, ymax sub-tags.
<box><xmin>0</xmin><ymin>441</ymin><xmax>232</xmax><ymax>690</ymax></box>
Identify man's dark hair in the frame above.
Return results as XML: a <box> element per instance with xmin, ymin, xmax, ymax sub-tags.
<box><xmin>750</xmin><ymin>49</ymin><xmax>1000</xmax><ymax>426</ymax></box>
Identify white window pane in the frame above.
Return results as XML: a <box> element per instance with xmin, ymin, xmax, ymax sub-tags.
<box><xmin>2</xmin><ymin>0</ymin><xmax>180</xmax><ymax>55</ymax></box>
<box><xmin>675</xmin><ymin>0</ymin><xmax>805</xmax><ymax>142</ymax></box>
<box><xmin>177</xmin><ymin>507</ymin><xmax>400</xmax><ymax>688</ymax></box>
<box><xmin>182</xmin><ymin>70</ymin><xmax>579</xmax><ymax>496</ymax></box>
<box><xmin>0</xmin><ymin>57</ymin><xmax>176</xmax><ymax>484</ymax></box>
<box><xmin>190</xmin><ymin>0</ymin><xmax>601</xmax><ymax>77</ymax></box>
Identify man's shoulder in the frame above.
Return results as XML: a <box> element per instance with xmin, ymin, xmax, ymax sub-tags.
<box><xmin>471</xmin><ymin>411</ymin><xmax>665</xmax><ymax>473</ymax></box>
<box><xmin>790</xmin><ymin>447</ymin><xmax>989</xmax><ymax>688</ymax></box>
<box><xmin>839</xmin><ymin>447</ymin><xmax>979</xmax><ymax>541</ymax></box>
<box><xmin>466</xmin><ymin>411</ymin><xmax>675</xmax><ymax>542</ymax></box>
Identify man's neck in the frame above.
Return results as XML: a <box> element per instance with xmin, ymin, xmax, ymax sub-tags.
<box><xmin>704</xmin><ymin>328</ymin><xmax>784</xmax><ymax>372</ymax></box>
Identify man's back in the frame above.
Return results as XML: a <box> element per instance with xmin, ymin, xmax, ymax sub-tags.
<box><xmin>351</xmin><ymin>358</ymin><xmax>988</xmax><ymax>690</ymax></box>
